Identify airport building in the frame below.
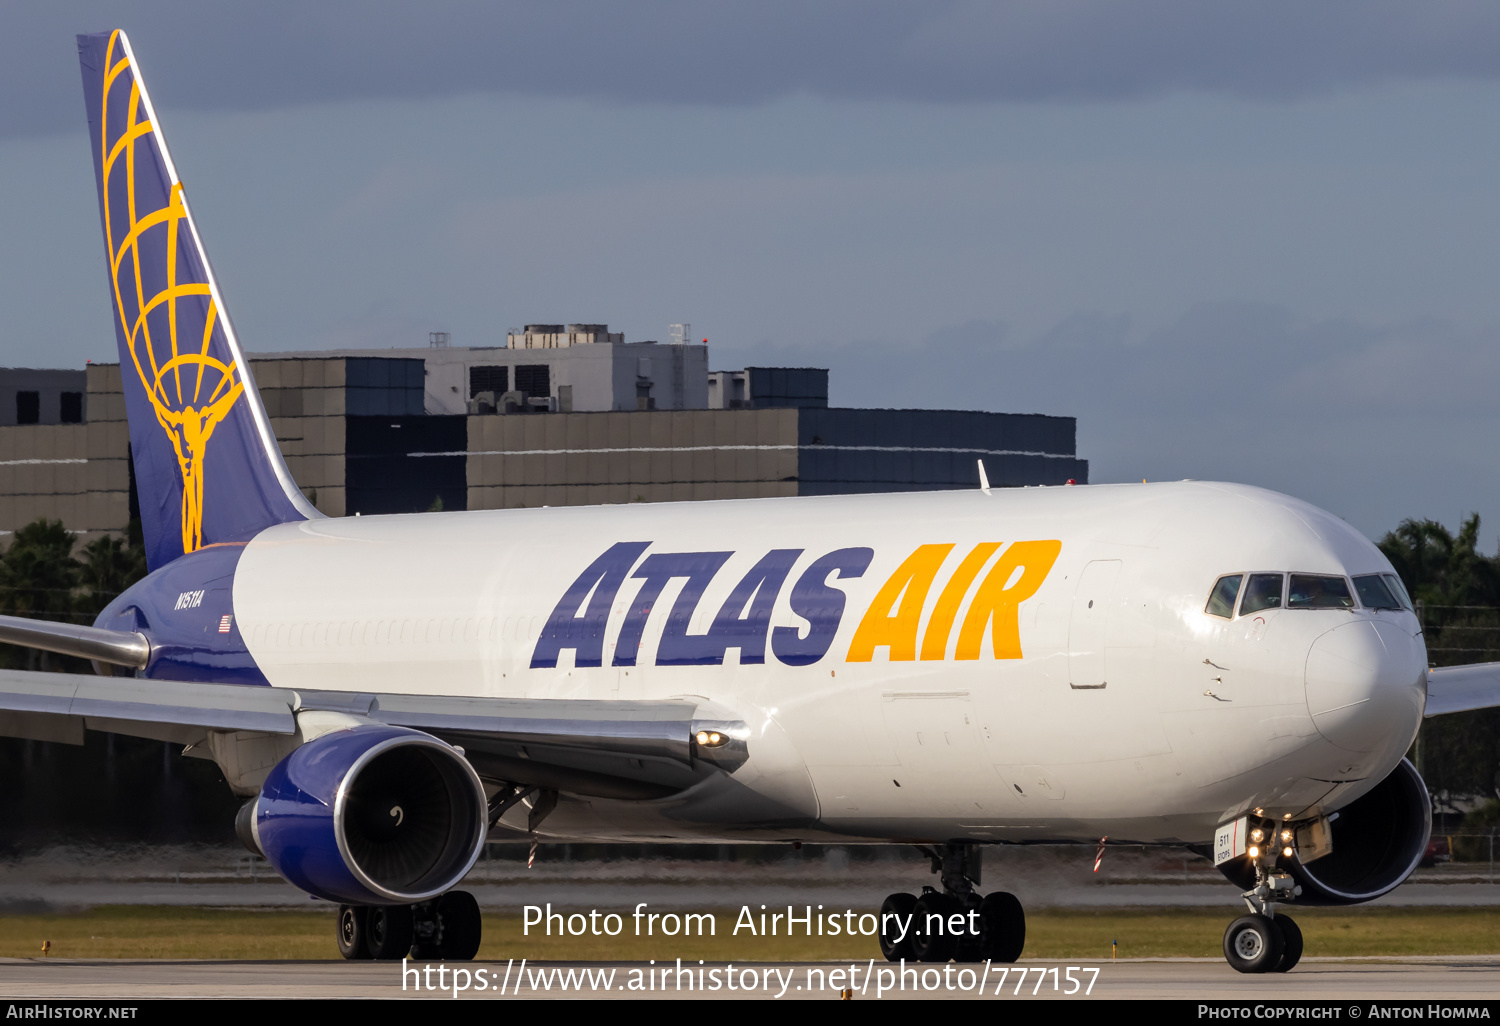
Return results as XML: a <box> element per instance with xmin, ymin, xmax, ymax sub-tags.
<box><xmin>0</xmin><ymin>328</ymin><xmax>1088</xmax><ymax>541</ymax></box>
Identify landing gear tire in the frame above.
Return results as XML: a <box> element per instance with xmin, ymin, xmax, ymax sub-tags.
<box><xmin>436</xmin><ymin>890</ymin><xmax>483</xmax><ymax>960</ymax></box>
<box><xmin>366</xmin><ymin>904</ymin><xmax>415</xmax><ymax>960</ymax></box>
<box><xmin>911</xmin><ymin>890</ymin><xmax>961</xmax><ymax>963</ymax></box>
<box><xmin>878</xmin><ymin>893</ymin><xmax>917</xmax><ymax>962</ymax></box>
<box><xmin>411</xmin><ymin>890</ymin><xmax>483</xmax><ymax>961</ymax></box>
<box><xmin>882</xmin><ymin>844</ymin><xmax>1017</xmax><ymax>965</ymax></box>
<box><xmin>956</xmin><ymin>894</ymin><xmax>985</xmax><ymax>963</ymax></box>
<box><xmin>1272</xmin><ymin>915</ymin><xmax>1303</xmax><ymax>973</ymax></box>
<box><xmin>1223</xmin><ymin>914</ymin><xmax>1284</xmax><ymax>974</ymax></box>
<box><xmin>336</xmin><ymin>905</ymin><xmax>369</xmax><ymax>960</ymax></box>
<box><xmin>979</xmin><ymin>891</ymin><xmax>1026</xmax><ymax>962</ymax></box>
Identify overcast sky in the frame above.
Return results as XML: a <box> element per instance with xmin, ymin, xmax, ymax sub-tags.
<box><xmin>4</xmin><ymin>2</ymin><xmax>1500</xmax><ymax>547</ymax></box>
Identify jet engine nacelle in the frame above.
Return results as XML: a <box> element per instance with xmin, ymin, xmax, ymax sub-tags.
<box><xmin>1219</xmin><ymin>758</ymin><xmax>1431</xmax><ymax>905</ymax></box>
<box><xmin>246</xmin><ymin>724</ymin><xmax>488</xmax><ymax>905</ymax></box>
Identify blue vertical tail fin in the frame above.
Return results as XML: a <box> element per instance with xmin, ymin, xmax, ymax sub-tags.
<box><xmin>78</xmin><ymin>31</ymin><xmax>318</xmax><ymax>571</ymax></box>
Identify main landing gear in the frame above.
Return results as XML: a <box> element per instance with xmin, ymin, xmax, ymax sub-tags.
<box><xmin>1222</xmin><ymin>830</ymin><xmax>1304</xmax><ymax>974</ymax></box>
<box><xmin>878</xmin><ymin>843</ymin><xmax>1025</xmax><ymax>963</ymax></box>
<box><xmin>337</xmin><ymin>890</ymin><xmax>482</xmax><ymax>961</ymax></box>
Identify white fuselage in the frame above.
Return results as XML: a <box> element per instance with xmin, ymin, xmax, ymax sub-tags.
<box><xmin>230</xmin><ymin>481</ymin><xmax>1426</xmax><ymax>845</ymax></box>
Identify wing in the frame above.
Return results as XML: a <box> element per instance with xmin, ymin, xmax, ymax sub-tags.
<box><xmin>0</xmin><ymin>666</ymin><xmax>747</xmax><ymax>801</ymax></box>
<box><xmin>1426</xmin><ymin>662</ymin><xmax>1500</xmax><ymax>717</ymax></box>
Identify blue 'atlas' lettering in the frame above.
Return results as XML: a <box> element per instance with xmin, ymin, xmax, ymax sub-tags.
<box><xmin>660</xmin><ymin>548</ymin><xmax>803</xmax><ymax>666</ymax></box>
<box><xmin>530</xmin><ymin>541</ymin><xmax>650</xmax><ymax>668</ymax></box>
<box><xmin>613</xmin><ymin>551</ymin><xmax>731</xmax><ymax>667</ymax></box>
<box><xmin>772</xmin><ymin>547</ymin><xmax>874</xmax><ymax>666</ymax></box>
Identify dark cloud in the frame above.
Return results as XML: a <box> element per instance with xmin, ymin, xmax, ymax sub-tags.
<box><xmin>8</xmin><ymin>1</ymin><xmax>1500</xmax><ymax>137</ymax></box>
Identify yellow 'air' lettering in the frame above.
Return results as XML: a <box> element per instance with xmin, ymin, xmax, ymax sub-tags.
<box><xmin>919</xmin><ymin>542</ymin><xmax>1002</xmax><ymax>660</ymax></box>
<box><xmin>846</xmin><ymin>544</ymin><xmax>954</xmax><ymax>662</ymax></box>
<box><xmin>954</xmin><ymin>539</ymin><xmax>1062</xmax><ymax>660</ymax></box>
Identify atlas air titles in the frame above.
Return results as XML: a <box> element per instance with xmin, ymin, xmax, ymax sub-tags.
<box><xmin>531</xmin><ymin>539</ymin><xmax>1063</xmax><ymax>670</ymax></box>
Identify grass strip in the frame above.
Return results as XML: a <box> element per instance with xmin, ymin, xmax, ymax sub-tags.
<box><xmin>0</xmin><ymin>905</ymin><xmax>1494</xmax><ymax>961</ymax></box>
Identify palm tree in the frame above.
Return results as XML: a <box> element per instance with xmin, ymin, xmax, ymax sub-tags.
<box><xmin>1379</xmin><ymin>514</ymin><xmax>1500</xmax><ymax>803</ymax></box>
<box><xmin>76</xmin><ymin>533</ymin><xmax>147</xmax><ymax>619</ymax></box>
<box><xmin>0</xmin><ymin>519</ymin><xmax>80</xmax><ymax>670</ymax></box>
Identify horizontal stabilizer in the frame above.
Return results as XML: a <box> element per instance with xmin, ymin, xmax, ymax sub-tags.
<box><xmin>1426</xmin><ymin>662</ymin><xmax>1500</xmax><ymax>717</ymax></box>
<box><xmin>0</xmin><ymin>615</ymin><xmax>148</xmax><ymax>668</ymax></box>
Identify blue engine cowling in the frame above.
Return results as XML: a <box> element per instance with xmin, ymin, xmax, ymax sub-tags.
<box><xmin>249</xmin><ymin>724</ymin><xmax>488</xmax><ymax>905</ymax></box>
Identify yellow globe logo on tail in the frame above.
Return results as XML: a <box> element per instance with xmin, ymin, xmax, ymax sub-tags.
<box><xmin>97</xmin><ymin>31</ymin><xmax>243</xmax><ymax>556</ymax></box>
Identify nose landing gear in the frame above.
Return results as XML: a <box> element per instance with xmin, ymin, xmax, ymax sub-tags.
<box><xmin>1223</xmin><ymin>835</ymin><xmax>1305</xmax><ymax>974</ymax></box>
<box><xmin>336</xmin><ymin>889</ymin><xmax>482</xmax><ymax>961</ymax></box>
<box><xmin>1223</xmin><ymin>912</ymin><xmax>1303</xmax><ymax>973</ymax></box>
<box><xmin>878</xmin><ymin>843</ymin><xmax>1025</xmax><ymax>963</ymax></box>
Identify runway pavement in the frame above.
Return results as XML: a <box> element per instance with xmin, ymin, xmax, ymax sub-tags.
<box><xmin>3</xmin><ymin>955</ymin><xmax>1499</xmax><ymax>1000</ymax></box>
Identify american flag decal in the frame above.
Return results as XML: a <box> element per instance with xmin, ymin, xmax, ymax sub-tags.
<box><xmin>218</xmin><ymin>615</ymin><xmax>232</xmax><ymax>634</ymax></box>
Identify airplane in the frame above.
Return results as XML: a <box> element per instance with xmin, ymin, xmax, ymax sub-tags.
<box><xmin>0</xmin><ymin>27</ymin><xmax>1492</xmax><ymax>973</ymax></box>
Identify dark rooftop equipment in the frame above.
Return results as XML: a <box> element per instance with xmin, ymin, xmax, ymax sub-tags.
<box><xmin>746</xmin><ymin>367</ymin><xmax>828</xmax><ymax>409</ymax></box>
<box><xmin>469</xmin><ymin>365</ymin><xmax>508</xmax><ymax>399</ymax></box>
<box><xmin>515</xmin><ymin>365</ymin><xmax>551</xmax><ymax>400</ymax></box>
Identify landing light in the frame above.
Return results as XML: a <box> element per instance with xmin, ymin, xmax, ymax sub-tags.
<box><xmin>1283</xmin><ymin>847</ymin><xmax>1293</xmax><ymax>858</ymax></box>
<box><xmin>1248</xmin><ymin>846</ymin><xmax>1260</xmax><ymax>859</ymax></box>
<box><xmin>1250</xmin><ymin>828</ymin><xmax>1264</xmax><ymax>843</ymax></box>
<box><xmin>1281</xmin><ymin>829</ymin><xmax>1293</xmax><ymax>843</ymax></box>
<box><xmin>695</xmin><ymin>730</ymin><xmax>725</xmax><ymax>747</ymax></box>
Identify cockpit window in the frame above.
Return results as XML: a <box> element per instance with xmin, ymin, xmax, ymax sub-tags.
<box><xmin>1288</xmin><ymin>574</ymin><xmax>1355</xmax><ymax>609</ymax></box>
<box><xmin>1240</xmin><ymin>573</ymin><xmax>1284</xmax><ymax>615</ymax></box>
<box><xmin>1353</xmin><ymin>574</ymin><xmax>1402</xmax><ymax>611</ymax></box>
<box><xmin>1206</xmin><ymin>575</ymin><xmax>1243</xmax><ymax>618</ymax></box>
<box><xmin>1383</xmin><ymin>573</ymin><xmax>1414</xmax><ymax>611</ymax></box>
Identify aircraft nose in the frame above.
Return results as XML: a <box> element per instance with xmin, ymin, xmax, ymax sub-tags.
<box><xmin>1305</xmin><ymin>619</ymin><xmax>1426</xmax><ymax>753</ymax></box>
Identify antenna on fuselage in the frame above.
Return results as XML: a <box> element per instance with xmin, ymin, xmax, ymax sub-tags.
<box><xmin>977</xmin><ymin>459</ymin><xmax>991</xmax><ymax>496</ymax></box>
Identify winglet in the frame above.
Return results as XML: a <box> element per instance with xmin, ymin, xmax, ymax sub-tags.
<box><xmin>977</xmin><ymin>459</ymin><xmax>991</xmax><ymax>495</ymax></box>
